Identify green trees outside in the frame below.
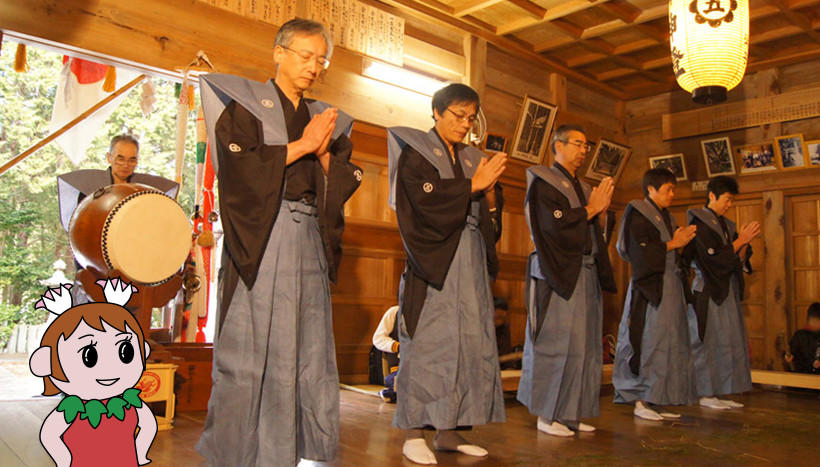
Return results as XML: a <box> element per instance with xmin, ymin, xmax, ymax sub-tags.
<box><xmin>0</xmin><ymin>41</ymin><xmax>198</xmax><ymax>348</ymax></box>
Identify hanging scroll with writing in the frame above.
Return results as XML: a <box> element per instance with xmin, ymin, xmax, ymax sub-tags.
<box><xmin>199</xmin><ymin>0</ymin><xmax>404</xmax><ymax>66</ymax></box>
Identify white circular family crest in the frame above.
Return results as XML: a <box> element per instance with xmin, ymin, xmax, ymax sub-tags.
<box><xmin>423</xmin><ymin>182</ymin><xmax>434</xmax><ymax>193</ymax></box>
<box><xmin>433</xmin><ymin>148</ymin><xmax>443</xmax><ymax>157</ymax></box>
<box><xmin>261</xmin><ymin>99</ymin><xmax>275</xmax><ymax>108</ymax></box>
<box><xmin>554</xmin><ymin>209</ymin><xmax>563</xmax><ymax>219</ymax></box>
<box><xmin>229</xmin><ymin>143</ymin><xmax>242</xmax><ymax>153</ymax></box>
<box><xmin>354</xmin><ymin>169</ymin><xmax>363</xmax><ymax>182</ymax></box>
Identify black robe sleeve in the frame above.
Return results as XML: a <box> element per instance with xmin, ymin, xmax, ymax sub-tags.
<box><xmin>685</xmin><ymin>217</ymin><xmax>740</xmax><ymax>305</ymax></box>
<box><xmin>478</xmin><ymin>183</ymin><xmax>503</xmax><ymax>281</ymax></box>
<box><xmin>624</xmin><ymin>206</ymin><xmax>667</xmax><ymax>307</ymax></box>
<box><xmin>317</xmin><ymin>133</ymin><xmax>362</xmax><ymax>283</ymax></box>
<box><xmin>395</xmin><ymin>145</ymin><xmax>472</xmax><ymax>289</ymax></box>
<box><xmin>212</xmin><ymin>101</ymin><xmax>360</xmax><ymax>335</ymax></box>
<box><xmin>214</xmin><ymin>100</ymin><xmax>288</xmax><ymax>290</ymax></box>
<box><xmin>529</xmin><ymin>178</ymin><xmax>589</xmax><ymax>300</ymax></box>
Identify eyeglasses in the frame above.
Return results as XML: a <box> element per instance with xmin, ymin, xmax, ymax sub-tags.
<box><xmin>279</xmin><ymin>46</ymin><xmax>330</xmax><ymax>70</ymax></box>
<box><xmin>113</xmin><ymin>156</ymin><xmax>138</xmax><ymax>166</ymax></box>
<box><xmin>445</xmin><ymin>108</ymin><xmax>478</xmax><ymax>124</ymax></box>
<box><xmin>561</xmin><ymin>140</ymin><xmax>595</xmax><ymax>152</ymax></box>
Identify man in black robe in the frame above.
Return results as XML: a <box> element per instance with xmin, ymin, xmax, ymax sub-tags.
<box><xmin>387</xmin><ymin>84</ymin><xmax>507</xmax><ymax>465</ymax></box>
<box><xmin>613</xmin><ymin>168</ymin><xmax>697</xmax><ymax>421</ymax></box>
<box><xmin>682</xmin><ymin>176</ymin><xmax>759</xmax><ymax>409</ymax></box>
<box><xmin>196</xmin><ymin>19</ymin><xmax>361</xmax><ymax>466</ymax></box>
<box><xmin>517</xmin><ymin>124</ymin><xmax>617</xmax><ymax>436</ymax></box>
<box><xmin>786</xmin><ymin>303</ymin><xmax>820</xmax><ymax>374</ymax></box>
<box><xmin>57</xmin><ymin>134</ymin><xmax>179</xmax><ymax>303</ymax></box>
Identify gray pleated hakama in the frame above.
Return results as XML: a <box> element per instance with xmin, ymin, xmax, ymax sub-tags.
<box><xmin>688</xmin><ymin>272</ymin><xmax>753</xmax><ymax>397</ymax></box>
<box><xmin>517</xmin><ymin>255</ymin><xmax>603</xmax><ymax>423</ymax></box>
<box><xmin>613</xmin><ymin>201</ymin><xmax>696</xmax><ymax>406</ymax></box>
<box><xmin>196</xmin><ymin>200</ymin><xmax>339</xmax><ymax>466</ymax></box>
<box><xmin>393</xmin><ymin>217</ymin><xmax>506</xmax><ymax>430</ymax></box>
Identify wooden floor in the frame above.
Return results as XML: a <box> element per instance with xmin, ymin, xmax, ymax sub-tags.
<box><xmin>2</xmin><ymin>388</ymin><xmax>819</xmax><ymax>466</ymax></box>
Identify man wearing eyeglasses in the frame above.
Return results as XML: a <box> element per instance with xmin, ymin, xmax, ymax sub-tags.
<box><xmin>517</xmin><ymin>124</ymin><xmax>617</xmax><ymax>437</ymax></box>
<box><xmin>56</xmin><ymin>134</ymin><xmax>180</xmax><ymax>304</ymax></box>
<box><xmin>106</xmin><ymin>134</ymin><xmax>140</xmax><ymax>183</ymax></box>
<box><xmin>197</xmin><ymin>18</ymin><xmax>362</xmax><ymax>466</ymax></box>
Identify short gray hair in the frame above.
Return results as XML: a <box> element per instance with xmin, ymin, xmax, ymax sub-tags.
<box><xmin>551</xmin><ymin>124</ymin><xmax>585</xmax><ymax>153</ymax></box>
<box><xmin>274</xmin><ymin>18</ymin><xmax>334</xmax><ymax>59</ymax></box>
<box><xmin>108</xmin><ymin>134</ymin><xmax>139</xmax><ymax>155</ymax></box>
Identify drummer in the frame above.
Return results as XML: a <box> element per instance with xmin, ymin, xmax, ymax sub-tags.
<box><xmin>60</xmin><ymin>134</ymin><xmax>179</xmax><ymax>303</ymax></box>
<box><xmin>105</xmin><ymin>134</ymin><xmax>141</xmax><ymax>184</ymax></box>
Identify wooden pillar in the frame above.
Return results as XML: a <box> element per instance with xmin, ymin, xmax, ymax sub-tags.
<box><xmin>463</xmin><ymin>35</ymin><xmax>487</xmax><ymax>100</ymax></box>
<box><xmin>548</xmin><ymin>73</ymin><xmax>567</xmax><ymax>109</ymax></box>
<box><xmin>757</xmin><ymin>69</ymin><xmax>782</xmax><ymax>141</ymax></box>
<box><xmin>762</xmin><ymin>190</ymin><xmax>789</xmax><ymax>370</ymax></box>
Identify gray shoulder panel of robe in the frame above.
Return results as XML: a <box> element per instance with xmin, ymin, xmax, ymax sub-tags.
<box><xmin>200</xmin><ymin>73</ymin><xmax>353</xmax><ymax>174</ymax></box>
<box><xmin>616</xmin><ymin>198</ymin><xmax>674</xmax><ymax>262</ymax></box>
<box><xmin>387</xmin><ymin>126</ymin><xmax>485</xmax><ymax>209</ymax></box>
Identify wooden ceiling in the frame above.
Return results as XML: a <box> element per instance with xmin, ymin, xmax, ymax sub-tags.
<box><xmin>379</xmin><ymin>0</ymin><xmax>820</xmax><ymax>100</ymax></box>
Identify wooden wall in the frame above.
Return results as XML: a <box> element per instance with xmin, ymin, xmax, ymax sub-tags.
<box><xmin>0</xmin><ymin>0</ymin><xmax>623</xmax><ymax>383</ymax></box>
<box><xmin>620</xmin><ymin>58</ymin><xmax>820</xmax><ymax>371</ymax></box>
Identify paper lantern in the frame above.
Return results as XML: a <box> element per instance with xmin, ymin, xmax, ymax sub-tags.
<box><xmin>669</xmin><ymin>0</ymin><xmax>749</xmax><ymax>104</ymax></box>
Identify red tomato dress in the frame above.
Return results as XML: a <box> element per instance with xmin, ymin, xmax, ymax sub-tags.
<box><xmin>61</xmin><ymin>404</ymin><xmax>139</xmax><ymax>466</ymax></box>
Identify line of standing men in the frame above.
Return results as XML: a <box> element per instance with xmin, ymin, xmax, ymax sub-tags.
<box><xmin>195</xmin><ymin>18</ymin><xmax>761</xmax><ymax>467</ymax></box>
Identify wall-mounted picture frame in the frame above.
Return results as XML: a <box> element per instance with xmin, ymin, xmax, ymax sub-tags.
<box><xmin>484</xmin><ymin>133</ymin><xmax>507</xmax><ymax>153</ymax></box>
<box><xmin>700</xmin><ymin>136</ymin><xmax>735</xmax><ymax>177</ymax></box>
<box><xmin>585</xmin><ymin>139</ymin><xmax>631</xmax><ymax>183</ymax></box>
<box><xmin>648</xmin><ymin>153</ymin><xmax>688</xmax><ymax>181</ymax></box>
<box><xmin>510</xmin><ymin>95</ymin><xmax>557</xmax><ymax>164</ymax></box>
<box><xmin>735</xmin><ymin>142</ymin><xmax>777</xmax><ymax>174</ymax></box>
<box><xmin>775</xmin><ymin>134</ymin><xmax>808</xmax><ymax>170</ymax></box>
<box><xmin>806</xmin><ymin>139</ymin><xmax>820</xmax><ymax>167</ymax></box>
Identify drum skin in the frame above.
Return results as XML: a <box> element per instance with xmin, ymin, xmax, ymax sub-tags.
<box><xmin>69</xmin><ymin>183</ymin><xmax>191</xmax><ymax>285</ymax></box>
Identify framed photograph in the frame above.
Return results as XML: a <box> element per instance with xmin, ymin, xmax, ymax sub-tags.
<box><xmin>700</xmin><ymin>136</ymin><xmax>735</xmax><ymax>177</ymax></box>
<box><xmin>510</xmin><ymin>95</ymin><xmax>557</xmax><ymax>164</ymax></box>
<box><xmin>775</xmin><ymin>134</ymin><xmax>808</xmax><ymax>170</ymax></box>
<box><xmin>806</xmin><ymin>139</ymin><xmax>820</xmax><ymax>166</ymax></box>
<box><xmin>585</xmin><ymin>139</ymin><xmax>631</xmax><ymax>183</ymax></box>
<box><xmin>484</xmin><ymin>133</ymin><xmax>507</xmax><ymax>153</ymax></box>
<box><xmin>648</xmin><ymin>153</ymin><xmax>688</xmax><ymax>181</ymax></box>
<box><xmin>735</xmin><ymin>143</ymin><xmax>777</xmax><ymax>174</ymax></box>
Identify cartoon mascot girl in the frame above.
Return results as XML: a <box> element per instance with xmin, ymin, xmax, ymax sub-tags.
<box><xmin>29</xmin><ymin>279</ymin><xmax>157</xmax><ymax>466</ymax></box>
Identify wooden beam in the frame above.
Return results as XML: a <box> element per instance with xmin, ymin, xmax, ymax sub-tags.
<box><xmin>535</xmin><ymin>0</ymin><xmax>812</xmax><ymax>54</ymax></box>
<box><xmin>0</xmin><ymin>75</ymin><xmax>147</xmax><ymax>176</ymax></box>
<box><xmin>612</xmin><ymin>38</ymin><xmax>659</xmax><ymax>54</ymax></box>
<box><xmin>596</xmin><ymin>67</ymin><xmax>637</xmax><ymax>81</ymax></box>
<box><xmin>661</xmin><ymin>85</ymin><xmax>820</xmax><ymax>139</ymax></box>
<box><xmin>751</xmin><ymin>370</ymin><xmax>820</xmax><ymax>389</ymax></box>
<box><xmin>564</xmin><ymin>51</ymin><xmax>610</xmax><ymax>67</ymax></box>
<box><xmin>507</xmin><ymin>0</ymin><xmax>548</xmax><ymax>19</ymax></box>
<box><xmin>378</xmin><ymin>0</ymin><xmax>627</xmax><ymax>98</ymax></box>
<box><xmin>452</xmin><ymin>0</ymin><xmax>504</xmax><ymax>17</ymax></box>
<box><xmin>766</xmin><ymin>0</ymin><xmax>820</xmax><ymax>43</ymax></box>
<box><xmin>534</xmin><ymin>3</ymin><xmax>667</xmax><ymax>52</ymax></box>
<box><xmin>551</xmin><ymin>18</ymin><xmax>585</xmax><ymax>39</ymax></box>
<box><xmin>596</xmin><ymin>0</ymin><xmax>642</xmax><ymax>24</ymax></box>
<box><xmin>632</xmin><ymin>22</ymin><xmax>667</xmax><ymax>44</ymax></box>
<box><xmin>496</xmin><ymin>0</ymin><xmax>612</xmax><ymax>36</ymax></box>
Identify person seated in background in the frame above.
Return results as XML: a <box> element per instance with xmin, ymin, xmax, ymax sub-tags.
<box><xmin>786</xmin><ymin>303</ymin><xmax>820</xmax><ymax>374</ymax></box>
<box><xmin>372</xmin><ymin>305</ymin><xmax>400</xmax><ymax>402</ymax></box>
<box><xmin>494</xmin><ymin>297</ymin><xmax>512</xmax><ymax>356</ymax></box>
